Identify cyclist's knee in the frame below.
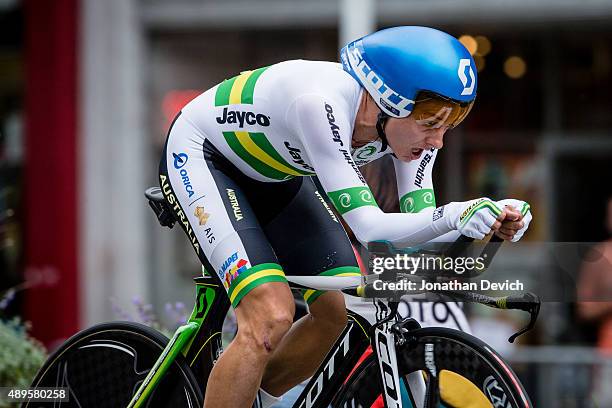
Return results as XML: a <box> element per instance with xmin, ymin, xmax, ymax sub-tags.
<box><xmin>234</xmin><ymin>282</ymin><xmax>295</xmax><ymax>355</ymax></box>
<box><xmin>310</xmin><ymin>291</ymin><xmax>348</xmax><ymax>328</ymax></box>
<box><xmin>235</xmin><ymin>309</ymin><xmax>293</xmax><ymax>355</ymax></box>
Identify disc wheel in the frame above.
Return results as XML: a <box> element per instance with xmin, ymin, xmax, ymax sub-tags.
<box><xmin>27</xmin><ymin>321</ymin><xmax>203</xmax><ymax>408</ymax></box>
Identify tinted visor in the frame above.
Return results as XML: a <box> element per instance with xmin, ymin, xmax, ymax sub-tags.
<box><xmin>411</xmin><ymin>91</ymin><xmax>474</xmax><ymax>129</ymax></box>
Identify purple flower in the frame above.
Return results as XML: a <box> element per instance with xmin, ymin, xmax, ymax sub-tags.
<box><xmin>0</xmin><ymin>288</ymin><xmax>16</xmax><ymax>310</ymax></box>
<box><xmin>133</xmin><ymin>298</ymin><xmax>156</xmax><ymax>325</ymax></box>
<box><xmin>163</xmin><ymin>301</ymin><xmax>188</xmax><ymax>325</ymax></box>
<box><xmin>110</xmin><ymin>298</ymin><xmax>133</xmax><ymax>321</ymax></box>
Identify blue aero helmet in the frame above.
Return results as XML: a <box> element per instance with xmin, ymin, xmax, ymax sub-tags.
<box><xmin>340</xmin><ymin>26</ymin><xmax>477</xmax><ymax>129</ymax></box>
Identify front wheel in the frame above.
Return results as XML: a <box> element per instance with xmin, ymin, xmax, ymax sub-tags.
<box><xmin>27</xmin><ymin>321</ymin><xmax>203</xmax><ymax>407</ymax></box>
<box><xmin>334</xmin><ymin>327</ymin><xmax>532</xmax><ymax>408</ymax></box>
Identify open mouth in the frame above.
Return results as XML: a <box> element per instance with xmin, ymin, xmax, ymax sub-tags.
<box><xmin>410</xmin><ymin>148</ymin><xmax>424</xmax><ymax>160</ymax></box>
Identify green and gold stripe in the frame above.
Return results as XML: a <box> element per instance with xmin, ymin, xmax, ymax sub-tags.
<box><xmin>520</xmin><ymin>202</ymin><xmax>531</xmax><ymax>216</ymax></box>
<box><xmin>327</xmin><ymin>186</ymin><xmax>378</xmax><ymax>215</ymax></box>
<box><xmin>223</xmin><ymin>131</ymin><xmax>314</xmax><ymax>180</ymax></box>
<box><xmin>228</xmin><ymin>263</ymin><xmax>287</xmax><ymax>307</ymax></box>
<box><xmin>215</xmin><ymin>66</ymin><xmax>269</xmax><ymax>106</ymax></box>
<box><xmin>459</xmin><ymin>199</ymin><xmax>502</xmax><ymax>227</ymax></box>
<box><xmin>302</xmin><ymin>266</ymin><xmax>362</xmax><ymax>305</ymax></box>
<box><xmin>400</xmin><ymin>188</ymin><xmax>436</xmax><ymax>213</ymax></box>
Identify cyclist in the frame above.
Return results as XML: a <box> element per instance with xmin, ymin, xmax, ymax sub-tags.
<box><xmin>158</xmin><ymin>26</ymin><xmax>532</xmax><ymax>407</ymax></box>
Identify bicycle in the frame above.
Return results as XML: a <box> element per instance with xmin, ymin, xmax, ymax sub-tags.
<box><xmin>27</xmin><ymin>187</ymin><xmax>540</xmax><ymax>407</ymax></box>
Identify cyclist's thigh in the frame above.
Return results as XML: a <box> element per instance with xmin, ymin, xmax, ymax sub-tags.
<box><xmin>159</xmin><ymin>113</ymin><xmax>288</xmax><ymax>308</ymax></box>
<box><xmin>254</xmin><ymin>177</ymin><xmax>361</xmax><ymax>305</ymax></box>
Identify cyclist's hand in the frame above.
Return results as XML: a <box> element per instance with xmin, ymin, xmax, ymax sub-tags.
<box><xmin>447</xmin><ymin>198</ymin><xmax>505</xmax><ymax>240</ymax></box>
<box><xmin>494</xmin><ymin>199</ymin><xmax>532</xmax><ymax>242</ymax></box>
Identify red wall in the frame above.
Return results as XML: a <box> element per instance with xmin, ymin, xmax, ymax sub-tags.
<box><xmin>23</xmin><ymin>0</ymin><xmax>79</xmax><ymax>346</ymax></box>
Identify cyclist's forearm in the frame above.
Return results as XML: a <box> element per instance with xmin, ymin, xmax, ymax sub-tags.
<box><xmin>396</xmin><ymin>206</ymin><xmax>461</xmax><ymax>242</ymax></box>
<box><xmin>342</xmin><ymin>206</ymin><xmax>453</xmax><ymax>247</ymax></box>
<box><xmin>427</xmin><ymin>229</ymin><xmax>462</xmax><ymax>243</ymax></box>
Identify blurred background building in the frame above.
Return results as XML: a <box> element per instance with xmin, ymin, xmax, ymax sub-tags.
<box><xmin>1</xmin><ymin>0</ymin><xmax>612</xmax><ymax>405</ymax></box>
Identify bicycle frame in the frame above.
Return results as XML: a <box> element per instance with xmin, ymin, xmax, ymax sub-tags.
<box><xmin>126</xmin><ymin>273</ymin><xmax>411</xmax><ymax>408</ymax></box>
<box><xmin>290</xmin><ymin>306</ymin><xmax>373</xmax><ymax>408</ymax></box>
<box><xmin>127</xmin><ymin>270</ymin><xmax>539</xmax><ymax>407</ymax></box>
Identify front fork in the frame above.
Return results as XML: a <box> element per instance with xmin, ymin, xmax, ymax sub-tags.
<box><xmin>373</xmin><ymin>324</ymin><xmax>404</xmax><ymax>408</ymax></box>
<box><xmin>374</xmin><ymin>313</ymin><xmax>440</xmax><ymax>408</ymax></box>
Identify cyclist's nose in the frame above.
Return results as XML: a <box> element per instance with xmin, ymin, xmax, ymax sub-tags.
<box><xmin>425</xmin><ymin>128</ymin><xmax>445</xmax><ymax>149</ymax></box>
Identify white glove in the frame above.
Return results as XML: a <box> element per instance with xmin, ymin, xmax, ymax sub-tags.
<box><xmin>441</xmin><ymin>198</ymin><xmax>503</xmax><ymax>240</ymax></box>
<box><xmin>495</xmin><ymin>199</ymin><xmax>532</xmax><ymax>242</ymax></box>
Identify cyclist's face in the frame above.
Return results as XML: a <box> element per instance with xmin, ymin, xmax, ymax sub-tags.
<box><xmin>385</xmin><ymin>116</ymin><xmax>448</xmax><ymax>162</ymax></box>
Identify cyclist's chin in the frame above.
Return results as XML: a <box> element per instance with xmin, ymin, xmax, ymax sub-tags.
<box><xmin>397</xmin><ymin>155</ymin><xmax>413</xmax><ymax>162</ymax></box>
